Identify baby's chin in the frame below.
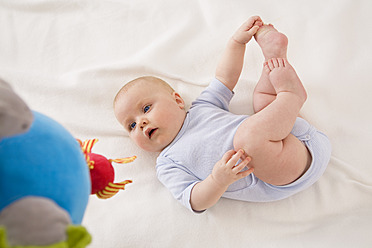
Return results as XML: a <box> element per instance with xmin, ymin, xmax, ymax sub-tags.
<box><xmin>137</xmin><ymin>134</ymin><xmax>177</xmax><ymax>153</ymax></box>
<box><xmin>139</xmin><ymin>143</ymin><xmax>167</xmax><ymax>153</ymax></box>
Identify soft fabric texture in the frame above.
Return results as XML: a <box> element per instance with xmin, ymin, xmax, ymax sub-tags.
<box><xmin>156</xmin><ymin>78</ymin><xmax>246</xmax><ymax>211</ymax></box>
<box><xmin>1</xmin><ymin>1</ymin><xmax>371</xmax><ymax>247</ymax></box>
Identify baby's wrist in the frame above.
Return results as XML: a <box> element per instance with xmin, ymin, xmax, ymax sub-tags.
<box><xmin>209</xmin><ymin>174</ymin><xmax>230</xmax><ymax>190</ymax></box>
<box><xmin>230</xmin><ymin>36</ymin><xmax>247</xmax><ymax>46</ymax></box>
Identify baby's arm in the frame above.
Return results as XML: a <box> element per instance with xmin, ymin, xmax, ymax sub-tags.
<box><xmin>190</xmin><ymin>149</ymin><xmax>253</xmax><ymax>212</ymax></box>
<box><xmin>215</xmin><ymin>16</ymin><xmax>262</xmax><ymax>91</ymax></box>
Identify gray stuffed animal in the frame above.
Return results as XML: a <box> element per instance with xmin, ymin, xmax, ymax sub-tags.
<box><xmin>0</xmin><ymin>78</ymin><xmax>33</xmax><ymax>139</ymax></box>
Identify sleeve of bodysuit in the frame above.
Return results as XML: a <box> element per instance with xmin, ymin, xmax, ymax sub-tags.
<box><xmin>191</xmin><ymin>78</ymin><xmax>234</xmax><ymax>111</ymax></box>
<box><xmin>156</xmin><ymin>156</ymin><xmax>203</xmax><ymax>213</ymax></box>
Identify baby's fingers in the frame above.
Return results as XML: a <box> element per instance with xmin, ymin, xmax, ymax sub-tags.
<box><xmin>245</xmin><ymin>16</ymin><xmax>262</xmax><ymax>28</ymax></box>
<box><xmin>221</xmin><ymin>150</ymin><xmax>237</xmax><ymax>164</ymax></box>
<box><xmin>247</xmin><ymin>25</ymin><xmax>260</xmax><ymax>36</ymax></box>
<box><xmin>237</xmin><ymin>167</ymin><xmax>254</xmax><ymax>178</ymax></box>
<box><xmin>232</xmin><ymin>156</ymin><xmax>251</xmax><ymax>173</ymax></box>
<box><xmin>227</xmin><ymin>149</ymin><xmax>245</xmax><ymax>168</ymax></box>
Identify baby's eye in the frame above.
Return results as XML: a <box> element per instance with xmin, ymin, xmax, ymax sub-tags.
<box><xmin>144</xmin><ymin>105</ymin><xmax>151</xmax><ymax>113</ymax></box>
<box><xmin>130</xmin><ymin>122</ymin><xmax>136</xmax><ymax>130</ymax></box>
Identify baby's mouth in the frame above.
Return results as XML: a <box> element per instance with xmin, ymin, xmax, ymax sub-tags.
<box><xmin>147</xmin><ymin>128</ymin><xmax>158</xmax><ymax>139</ymax></box>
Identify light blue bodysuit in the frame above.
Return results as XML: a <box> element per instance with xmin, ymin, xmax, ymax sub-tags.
<box><xmin>156</xmin><ymin>78</ymin><xmax>331</xmax><ymax>212</ymax></box>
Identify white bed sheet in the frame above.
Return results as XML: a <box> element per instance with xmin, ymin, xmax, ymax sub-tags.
<box><xmin>1</xmin><ymin>0</ymin><xmax>371</xmax><ymax>247</ymax></box>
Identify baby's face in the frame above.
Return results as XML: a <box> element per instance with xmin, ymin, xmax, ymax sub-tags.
<box><xmin>114</xmin><ymin>81</ymin><xmax>186</xmax><ymax>152</ymax></box>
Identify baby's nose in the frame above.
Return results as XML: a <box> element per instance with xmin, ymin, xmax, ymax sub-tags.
<box><xmin>139</xmin><ymin>119</ymin><xmax>148</xmax><ymax>129</ymax></box>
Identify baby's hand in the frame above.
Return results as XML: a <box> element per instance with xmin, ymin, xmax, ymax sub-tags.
<box><xmin>232</xmin><ymin>16</ymin><xmax>263</xmax><ymax>45</ymax></box>
<box><xmin>211</xmin><ymin>149</ymin><xmax>254</xmax><ymax>188</ymax></box>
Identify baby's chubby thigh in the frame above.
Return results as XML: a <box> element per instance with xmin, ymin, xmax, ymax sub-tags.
<box><xmin>233</xmin><ymin>118</ymin><xmax>269</xmax><ymax>166</ymax></box>
<box><xmin>233</xmin><ymin>118</ymin><xmax>309</xmax><ymax>185</ymax></box>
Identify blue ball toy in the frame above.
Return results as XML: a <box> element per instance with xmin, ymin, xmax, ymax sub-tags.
<box><xmin>0</xmin><ymin>111</ymin><xmax>91</xmax><ymax>224</ymax></box>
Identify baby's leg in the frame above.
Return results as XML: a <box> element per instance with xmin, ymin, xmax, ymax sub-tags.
<box><xmin>253</xmin><ymin>24</ymin><xmax>288</xmax><ymax>113</ymax></box>
<box><xmin>234</xmin><ymin>58</ymin><xmax>310</xmax><ymax>186</ymax></box>
<box><xmin>253</xmin><ymin>68</ymin><xmax>276</xmax><ymax>113</ymax></box>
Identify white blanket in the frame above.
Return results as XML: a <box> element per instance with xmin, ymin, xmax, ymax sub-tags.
<box><xmin>1</xmin><ymin>0</ymin><xmax>371</xmax><ymax>247</ymax></box>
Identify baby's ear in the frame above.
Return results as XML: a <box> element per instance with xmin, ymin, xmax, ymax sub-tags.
<box><xmin>172</xmin><ymin>92</ymin><xmax>185</xmax><ymax>109</ymax></box>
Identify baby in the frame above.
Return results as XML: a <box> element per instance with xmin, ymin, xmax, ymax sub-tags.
<box><xmin>114</xmin><ymin>16</ymin><xmax>331</xmax><ymax>212</ymax></box>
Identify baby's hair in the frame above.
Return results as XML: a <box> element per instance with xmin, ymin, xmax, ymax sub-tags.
<box><xmin>114</xmin><ymin>76</ymin><xmax>175</xmax><ymax>107</ymax></box>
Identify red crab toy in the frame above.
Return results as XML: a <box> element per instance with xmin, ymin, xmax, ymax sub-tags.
<box><xmin>78</xmin><ymin>139</ymin><xmax>136</xmax><ymax>199</ymax></box>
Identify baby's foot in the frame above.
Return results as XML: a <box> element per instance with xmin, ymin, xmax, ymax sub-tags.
<box><xmin>264</xmin><ymin>58</ymin><xmax>307</xmax><ymax>102</ymax></box>
<box><xmin>254</xmin><ymin>24</ymin><xmax>288</xmax><ymax>61</ymax></box>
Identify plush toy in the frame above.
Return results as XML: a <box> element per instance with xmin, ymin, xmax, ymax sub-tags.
<box><xmin>0</xmin><ymin>78</ymin><xmax>33</xmax><ymax>138</ymax></box>
<box><xmin>78</xmin><ymin>139</ymin><xmax>136</xmax><ymax>199</ymax></box>
<box><xmin>0</xmin><ymin>79</ymin><xmax>91</xmax><ymax>247</ymax></box>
